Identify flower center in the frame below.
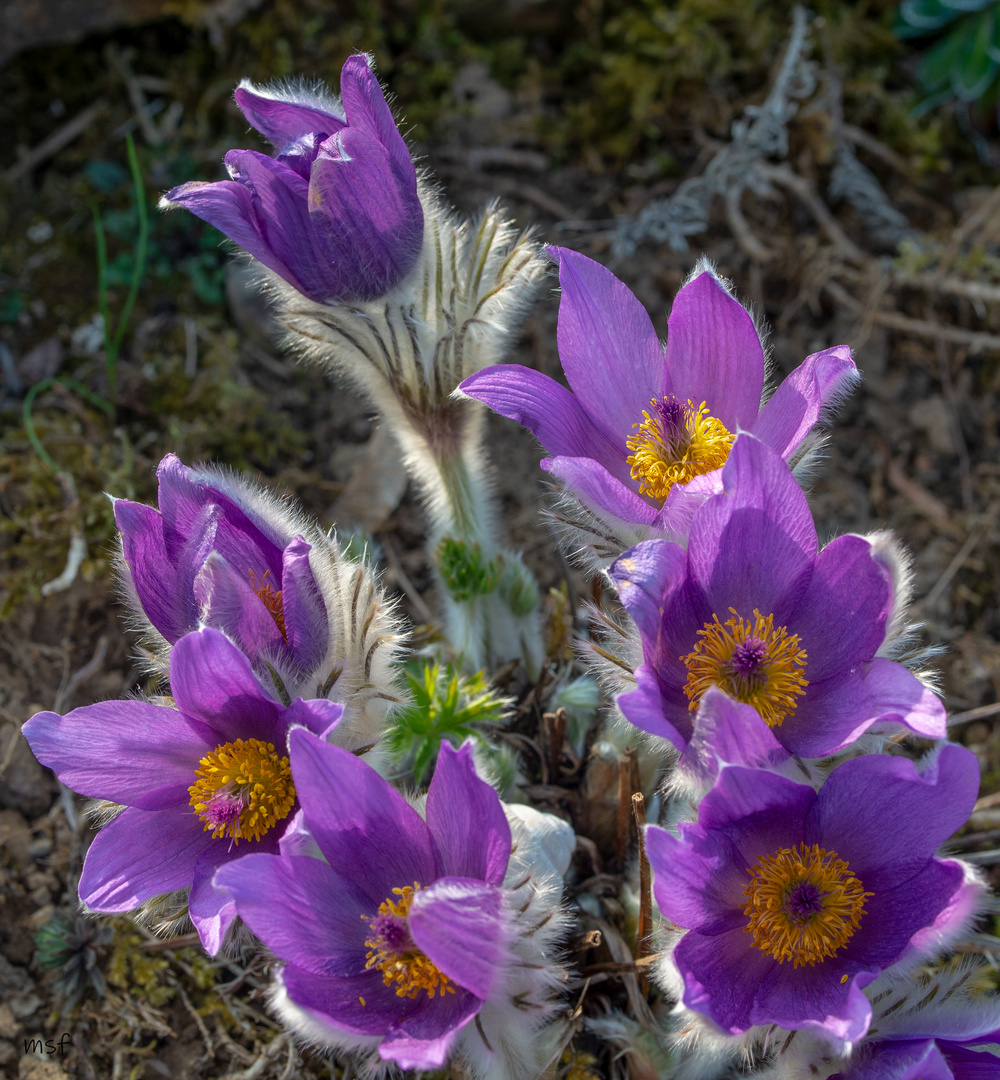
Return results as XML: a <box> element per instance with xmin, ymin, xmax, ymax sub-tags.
<box><xmin>680</xmin><ymin>608</ymin><xmax>808</xmax><ymax>728</ymax></box>
<box><xmin>188</xmin><ymin>738</ymin><xmax>295</xmax><ymax>844</ymax></box>
<box><xmin>363</xmin><ymin>883</ymin><xmax>454</xmax><ymax>1000</ymax></box>
<box><xmin>248</xmin><ymin>568</ymin><xmax>287</xmax><ymax>642</ymax></box>
<box><xmin>743</xmin><ymin>843</ymin><xmax>872</xmax><ymax>967</ymax></box>
<box><xmin>626</xmin><ymin>396</ymin><xmax>734</xmax><ymax>502</ymax></box>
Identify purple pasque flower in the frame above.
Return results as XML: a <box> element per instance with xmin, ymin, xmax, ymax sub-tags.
<box><xmin>609</xmin><ymin>434</ymin><xmax>946</xmax><ymax>758</ymax></box>
<box><xmin>215</xmin><ymin>733</ymin><xmax>551</xmax><ymax>1073</ymax></box>
<box><xmin>646</xmin><ymin>743</ymin><xmax>980</xmax><ymax>1045</ymax></box>
<box><xmin>22</xmin><ymin>627</ymin><xmax>343</xmax><ymax>955</ymax></box>
<box><xmin>459</xmin><ymin>246</ymin><xmax>857</xmax><ymax>532</ymax></box>
<box><xmin>162</xmin><ymin>54</ymin><xmax>422</xmax><ymax>304</ymax></box>
<box><xmin>114</xmin><ymin>453</ymin><xmax>328</xmax><ymax>680</ymax></box>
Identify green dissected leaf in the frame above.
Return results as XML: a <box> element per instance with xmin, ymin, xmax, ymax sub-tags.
<box><xmin>387</xmin><ymin>659</ymin><xmax>511</xmax><ymax>784</ymax></box>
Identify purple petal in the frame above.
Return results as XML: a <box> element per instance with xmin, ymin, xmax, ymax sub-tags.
<box><xmin>653</xmin><ymin>471</ymin><xmax>720</xmax><ymax>538</ymax></box>
<box><xmin>675</xmin><ymin>924</ymin><xmax>874</xmax><ymax>1040</ymax></box>
<box><xmin>280</xmin><ymin>536</ymin><xmax>329</xmax><ymax>671</ymax></box>
<box><xmin>113</xmin><ymin>498</ymin><xmax>196</xmax><ymax>641</ymax></box>
<box><xmin>289</xmin><ymin>729</ymin><xmax>437</xmax><ymax>904</ymax></box>
<box><xmin>458</xmin><ymin>365</ymin><xmax>628</xmax><ymax>476</ymax></box>
<box><xmin>942</xmin><ymin>1043</ymin><xmax>1000</xmax><ymax>1080</ymax></box>
<box><xmin>189</xmin><ymin>854</ymin><xmax>238</xmax><ymax>955</ymax></box>
<box><xmin>698</xmin><ymin>765</ymin><xmax>814</xmax><ymax>866</ymax></box>
<box><xmin>837</xmin><ymin>1041</ymin><xmax>953</xmax><ymax>1080</ymax></box>
<box><xmin>308</xmin><ymin>128</ymin><xmax>422</xmax><ymax>300</ymax></box>
<box><xmin>785</xmin><ymin>534</ymin><xmax>890</xmax><ymax>682</ymax></box>
<box><xmin>409</xmin><ymin>877</ymin><xmax>506</xmax><ymax>999</ymax></box>
<box><xmin>339</xmin><ymin>54</ymin><xmax>412</xmax><ymax>176</ymax></box>
<box><xmin>665</xmin><ymin>271</ymin><xmax>764</xmax><ymax>432</ymax></box>
<box><xmin>610</xmin><ymin>538</ymin><xmax>687</xmax><ymax>644</ymax></box>
<box><xmin>788</xmin><ymin>659</ymin><xmax>947</xmax><ymax>758</ymax></box>
<box><xmin>617</xmin><ymin>665</ymin><xmax>693</xmax><ymax>752</ymax></box>
<box><xmin>156</xmin><ymin>455</ymin><xmax>282</xmax><ymax>578</ymax></box>
<box><xmin>681</xmin><ymin>686</ymin><xmax>790</xmax><ymax>781</ymax></box>
<box><xmin>845</xmin><ymin>858</ymin><xmax>964</xmax><ymax>968</ymax></box>
<box><xmin>79</xmin><ymin>807</ymin><xmax>212</xmax><ymax>911</ymax></box>
<box><xmin>169</xmin><ymin>628</ymin><xmax>287</xmax><ymax>745</ymax></box>
<box><xmin>234</xmin><ymin>83</ymin><xmax>345</xmax><ymax>148</ymax></box>
<box><xmin>646</xmin><ymin>823</ymin><xmax>749</xmax><ymax>930</ymax></box>
<box><xmin>193</xmin><ymin>553</ymin><xmax>286</xmax><ymax>663</ymax></box>
<box><xmin>277</xmin><ymin>808</ymin><xmax>323</xmax><ymax>859</ymax></box>
<box><xmin>23</xmin><ymin>702</ymin><xmax>213</xmax><ymax>809</ymax></box>
<box><xmin>226</xmin><ymin>148</ymin><xmax>349</xmax><ymax>303</ymax></box>
<box><xmin>747</xmin><ymin>949</ymin><xmax>876</xmax><ymax>1043</ymax></box>
<box><xmin>549</xmin><ymin>246</ymin><xmax>665</xmax><ymax>440</ymax></box>
<box><xmin>278</xmin><ymin>964</ymin><xmax>481</xmax><ymax>1063</ymax></box>
<box><xmin>164</xmin><ymin>179</ymin><xmax>304</xmax><ymax>290</ymax></box>
<box><xmin>689</xmin><ymin>435</ymin><xmax>816</xmax><ymax>617</ymax></box>
<box><xmin>284</xmin><ymin>697</ymin><xmax>344</xmax><ymax>740</ymax></box>
<box><xmin>215</xmin><ymin>853</ymin><xmax>371</xmax><ymax>975</ymax></box>
<box><xmin>808</xmin><ymin>745</ymin><xmax>979</xmax><ymax>886</ymax></box>
<box><xmin>425</xmin><ymin>742</ymin><xmax>510</xmax><ymax>884</ymax></box>
<box><xmin>672</xmin><ymin>922</ymin><xmax>778</xmax><ymax>1034</ymax></box>
<box><xmin>379</xmin><ymin>989</ymin><xmax>481</xmax><ymax>1069</ymax></box>
<box><xmin>281</xmin><ymin>963</ymin><xmax>419</xmax><ymax>1035</ymax></box>
<box><xmin>543</xmin><ymin>455</ymin><xmax>658</xmax><ymax>526</ymax></box>
<box><xmin>751</xmin><ymin>345</ymin><xmax>858</xmax><ymax>459</ymax></box>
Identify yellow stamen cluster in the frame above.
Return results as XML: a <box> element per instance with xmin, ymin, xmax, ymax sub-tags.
<box><xmin>248</xmin><ymin>568</ymin><xmax>287</xmax><ymax>642</ymax></box>
<box><xmin>626</xmin><ymin>397</ymin><xmax>734</xmax><ymax>502</ymax></box>
<box><xmin>743</xmin><ymin>843</ymin><xmax>871</xmax><ymax>967</ymax></box>
<box><xmin>364</xmin><ymin>884</ymin><xmax>455</xmax><ymax>1000</ymax></box>
<box><xmin>681</xmin><ymin>608</ymin><xmax>808</xmax><ymax>728</ymax></box>
<box><xmin>188</xmin><ymin>738</ymin><xmax>295</xmax><ymax>843</ymax></box>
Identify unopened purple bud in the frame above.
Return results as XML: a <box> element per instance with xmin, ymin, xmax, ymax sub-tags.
<box><xmin>162</xmin><ymin>55</ymin><xmax>422</xmax><ymax>304</ymax></box>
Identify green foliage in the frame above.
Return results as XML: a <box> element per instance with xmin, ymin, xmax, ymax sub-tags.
<box><xmin>497</xmin><ymin>550</ymin><xmax>540</xmax><ymax>617</ymax></box>
<box><xmin>387</xmin><ymin>659</ymin><xmax>510</xmax><ymax>783</ymax></box>
<box><xmin>35</xmin><ymin>911</ymin><xmax>114</xmax><ymax>1011</ymax></box>
<box><xmin>436</xmin><ymin>535</ymin><xmax>500</xmax><ymax>601</ymax></box>
<box><xmin>896</xmin><ymin>0</ymin><xmax>1000</xmax><ymax>109</ymax></box>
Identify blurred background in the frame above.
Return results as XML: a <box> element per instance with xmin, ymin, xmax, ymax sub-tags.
<box><xmin>2</xmin><ymin>1</ymin><xmax>1000</xmax><ymax>1077</ymax></box>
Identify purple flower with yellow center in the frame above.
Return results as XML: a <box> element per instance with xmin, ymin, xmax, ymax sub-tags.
<box><xmin>162</xmin><ymin>54</ymin><xmax>422</xmax><ymax>304</ymax></box>
<box><xmin>609</xmin><ymin>434</ymin><xmax>946</xmax><ymax>758</ymax></box>
<box><xmin>114</xmin><ymin>453</ymin><xmax>327</xmax><ymax>678</ymax></box>
<box><xmin>22</xmin><ymin>628</ymin><xmax>343</xmax><ymax>954</ymax></box>
<box><xmin>215</xmin><ymin>733</ymin><xmax>528</xmax><ymax>1072</ymax></box>
<box><xmin>459</xmin><ymin>247</ymin><xmax>857</xmax><ymax>531</ymax></box>
<box><xmin>646</xmin><ymin>743</ymin><xmax>980</xmax><ymax>1044</ymax></box>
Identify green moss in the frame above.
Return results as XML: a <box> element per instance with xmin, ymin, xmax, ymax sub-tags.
<box><xmin>106</xmin><ymin>922</ymin><xmax>175</xmax><ymax>1007</ymax></box>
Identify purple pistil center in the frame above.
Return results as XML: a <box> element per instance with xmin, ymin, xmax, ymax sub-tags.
<box><xmin>369</xmin><ymin>913</ymin><xmax>414</xmax><ymax>954</ymax></box>
<box><xmin>785</xmin><ymin>881</ymin><xmax>824</xmax><ymax>919</ymax></box>
<box><xmin>653</xmin><ymin>396</ymin><xmax>687</xmax><ymax>438</ymax></box>
<box><xmin>203</xmin><ymin>790</ymin><xmax>245</xmax><ymax>832</ymax></box>
<box><xmin>730</xmin><ymin>637</ymin><xmax>768</xmax><ymax>677</ymax></box>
